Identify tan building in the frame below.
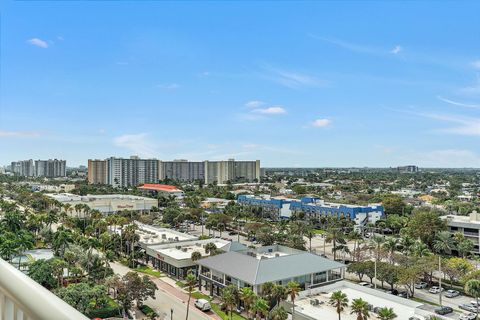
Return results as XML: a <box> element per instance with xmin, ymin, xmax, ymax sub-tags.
<box><xmin>88</xmin><ymin>159</ymin><xmax>108</xmax><ymax>184</ymax></box>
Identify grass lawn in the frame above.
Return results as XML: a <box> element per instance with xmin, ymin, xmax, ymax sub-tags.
<box><xmin>312</xmin><ymin>229</ymin><xmax>326</xmax><ymax>235</ymax></box>
<box><xmin>189</xmin><ymin>291</ymin><xmax>246</xmax><ymax>320</ymax></box>
<box><xmin>176</xmin><ymin>281</ymin><xmax>186</xmax><ymax>288</ymax></box>
<box><xmin>135</xmin><ymin>265</ymin><xmax>162</xmax><ymax>277</ymax></box>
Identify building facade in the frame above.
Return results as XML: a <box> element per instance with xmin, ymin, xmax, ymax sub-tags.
<box><xmin>11</xmin><ymin>160</ymin><xmax>35</xmax><ymax>177</ymax></box>
<box><xmin>88</xmin><ymin>157</ymin><xmax>261</xmax><ymax>187</ymax></box>
<box><xmin>34</xmin><ymin>159</ymin><xmax>66</xmax><ymax>177</ymax></box>
<box><xmin>107</xmin><ymin>156</ymin><xmax>160</xmax><ymax>188</ymax></box>
<box><xmin>443</xmin><ymin>212</ymin><xmax>480</xmax><ymax>254</ymax></box>
<box><xmin>159</xmin><ymin>160</ymin><xmax>205</xmax><ymax>182</ymax></box>
<box><xmin>87</xmin><ymin>159</ymin><xmax>108</xmax><ymax>184</ymax></box>
<box><xmin>197</xmin><ymin>245</ymin><xmax>345</xmax><ymax>296</ymax></box>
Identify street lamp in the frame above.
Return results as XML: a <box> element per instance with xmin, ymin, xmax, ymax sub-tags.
<box><xmin>170</xmin><ymin>308</ymin><xmax>173</xmax><ymax>320</ymax></box>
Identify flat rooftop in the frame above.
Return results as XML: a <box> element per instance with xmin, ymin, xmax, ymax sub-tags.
<box><xmin>443</xmin><ymin>213</ymin><xmax>480</xmax><ymax>225</ymax></box>
<box><xmin>150</xmin><ymin>239</ymin><xmax>231</xmax><ymax>260</ymax></box>
<box><xmin>295</xmin><ymin>281</ymin><xmax>424</xmax><ymax>320</ymax></box>
<box><xmin>135</xmin><ymin>222</ymin><xmax>197</xmax><ymax>245</ymax></box>
<box><xmin>47</xmin><ymin>193</ymin><xmax>155</xmax><ymax>202</ymax></box>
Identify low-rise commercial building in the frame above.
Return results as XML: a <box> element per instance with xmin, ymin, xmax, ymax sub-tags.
<box><xmin>288</xmin><ymin>280</ymin><xmax>431</xmax><ymax>320</ymax></box>
<box><xmin>46</xmin><ymin>193</ymin><xmax>157</xmax><ymax>215</ymax></box>
<box><xmin>144</xmin><ymin>239</ymin><xmax>247</xmax><ymax>279</ymax></box>
<box><xmin>443</xmin><ymin>211</ymin><xmax>480</xmax><ymax>254</ymax></box>
<box><xmin>138</xmin><ymin>183</ymin><xmax>184</xmax><ymax>198</ymax></box>
<box><xmin>237</xmin><ymin>195</ymin><xmax>384</xmax><ymax>227</ymax></box>
<box><xmin>135</xmin><ymin>222</ymin><xmax>197</xmax><ymax>247</ymax></box>
<box><xmin>197</xmin><ymin>244</ymin><xmax>345</xmax><ymax>296</ymax></box>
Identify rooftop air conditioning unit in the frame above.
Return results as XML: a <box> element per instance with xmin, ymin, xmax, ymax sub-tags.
<box><xmin>275</xmin><ymin>253</ymin><xmax>280</xmax><ymax>257</ymax></box>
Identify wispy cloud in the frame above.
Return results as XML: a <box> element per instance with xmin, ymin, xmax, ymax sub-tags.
<box><xmin>245</xmin><ymin>100</ymin><xmax>265</xmax><ymax>108</ymax></box>
<box><xmin>415</xmin><ymin>149</ymin><xmax>480</xmax><ymax>168</ymax></box>
<box><xmin>157</xmin><ymin>83</ymin><xmax>180</xmax><ymax>90</ymax></box>
<box><xmin>311</xmin><ymin>118</ymin><xmax>332</xmax><ymax>127</ymax></box>
<box><xmin>310</xmin><ymin>34</ymin><xmax>402</xmax><ymax>57</ymax></box>
<box><xmin>472</xmin><ymin>60</ymin><xmax>480</xmax><ymax>70</ymax></box>
<box><xmin>423</xmin><ymin>113</ymin><xmax>480</xmax><ymax>136</ymax></box>
<box><xmin>252</xmin><ymin>106</ymin><xmax>286</xmax><ymax>115</ymax></box>
<box><xmin>0</xmin><ymin>130</ymin><xmax>42</xmax><ymax>138</ymax></box>
<box><xmin>113</xmin><ymin>133</ymin><xmax>157</xmax><ymax>157</ymax></box>
<box><xmin>437</xmin><ymin>96</ymin><xmax>480</xmax><ymax>109</ymax></box>
<box><xmin>27</xmin><ymin>38</ymin><xmax>49</xmax><ymax>48</ymax></box>
<box><xmin>459</xmin><ymin>77</ymin><xmax>480</xmax><ymax>95</ymax></box>
<box><xmin>261</xmin><ymin>66</ymin><xmax>327</xmax><ymax>89</ymax></box>
<box><xmin>391</xmin><ymin>45</ymin><xmax>402</xmax><ymax>55</ymax></box>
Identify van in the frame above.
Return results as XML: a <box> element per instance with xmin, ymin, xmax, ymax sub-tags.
<box><xmin>195</xmin><ymin>299</ymin><xmax>212</xmax><ymax>311</ymax></box>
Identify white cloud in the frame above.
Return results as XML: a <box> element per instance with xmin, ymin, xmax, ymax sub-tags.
<box><xmin>157</xmin><ymin>83</ymin><xmax>180</xmax><ymax>90</ymax></box>
<box><xmin>437</xmin><ymin>96</ymin><xmax>480</xmax><ymax>109</ymax></box>
<box><xmin>415</xmin><ymin>149</ymin><xmax>480</xmax><ymax>168</ymax></box>
<box><xmin>391</xmin><ymin>45</ymin><xmax>402</xmax><ymax>54</ymax></box>
<box><xmin>27</xmin><ymin>38</ymin><xmax>49</xmax><ymax>48</ymax></box>
<box><xmin>262</xmin><ymin>66</ymin><xmax>327</xmax><ymax>89</ymax></box>
<box><xmin>252</xmin><ymin>106</ymin><xmax>286</xmax><ymax>114</ymax></box>
<box><xmin>472</xmin><ymin>60</ymin><xmax>480</xmax><ymax>70</ymax></box>
<box><xmin>311</xmin><ymin>118</ymin><xmax>332</xmax><ymax>127</ymax></box>
<box><xmin>423</xmin><ymin>113</ymin><xmax>480</xmax><ymax>136</ymax></box>
<box><xmin>0</xmin><ymin>130</ymin><xmax>42</xmax><ymax>138</ymax></box>
<box><xmin>113</xmin><ymin>133</ymin><xmax>157</xmax><ymax>157</ymax></box>
<box><xmin>245</xmin><ymin>100</ymin><xmax>265</xmax><ymax>108</ymax></box>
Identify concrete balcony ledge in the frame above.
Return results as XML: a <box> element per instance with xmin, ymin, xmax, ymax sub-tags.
<box><xmin>0</xmin><ymin>258</ymin><xmax>88</xmax><ymax>320</ymax></box>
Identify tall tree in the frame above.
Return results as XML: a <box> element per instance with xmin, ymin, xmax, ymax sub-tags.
<box><xmin>329</xmin><ymin>290</ymin><xmax>349</xmax><ymax>320</ymax></box>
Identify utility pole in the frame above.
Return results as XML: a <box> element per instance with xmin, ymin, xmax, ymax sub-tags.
<box><xmin>439</xmin><ymin>256</ymin><xmax>443</xmax><ymax>306</ymax></box>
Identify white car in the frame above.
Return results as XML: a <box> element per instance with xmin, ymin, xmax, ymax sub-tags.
<box><xmin>358</xmin><ymin>282</ymin><xmax>373</xmax><ymax>288</ymax></box>
<box><xmin>414</xmin><ymin>282</ymin><xmax>428</xmax><ymax>289</ymax></box>
<box><xmin>459</xmin><ymin>313</ymin><xmax>477</xmax><ymax>320</ymax></box>
<box><xmin>429</xmin><ymin>286</ymin><xmax>444</xmax><ymax>294</ymax></box>
<box><xmin>194</xmin><ymin>299</ymin><xmax>212</xmax><ymax>312</ymax></box>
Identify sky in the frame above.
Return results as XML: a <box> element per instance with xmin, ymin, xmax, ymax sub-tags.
<box><xmin>1</xmin><ymin>1</ymin><xmax>480</xmax><ymax>168</ymax></box>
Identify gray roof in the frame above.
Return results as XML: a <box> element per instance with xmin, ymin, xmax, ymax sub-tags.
<box><xmin>222</xmin><ymin>241</ymin><xmax>248</xmax><ymax>252</ymax></box>
<box><xmin>197</xmin><ymin>251</ymin><xmax>345</xmax><ymax>285</ymax></box>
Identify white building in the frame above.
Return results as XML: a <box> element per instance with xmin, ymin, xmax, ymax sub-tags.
<box><xmin>443</xmin><ymin>211</ymin><xmax>480</xmax><ymax>254</ymax></box>
<box><xmin>46</xmin><ymin>193</ymin><xmax>157</xmax><ymax>215</ymax></box>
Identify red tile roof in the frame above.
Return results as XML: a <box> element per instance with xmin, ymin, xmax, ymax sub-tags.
<box><xmin>138</xmin><ymin>184</ymin><xmax>182</xmax><ymax>192</ymax></box>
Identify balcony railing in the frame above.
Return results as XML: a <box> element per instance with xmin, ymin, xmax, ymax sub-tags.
<box><xmin>0</xmin><ymin>258</ymin><xmax>88</xmax><ymax>320</ymax></box>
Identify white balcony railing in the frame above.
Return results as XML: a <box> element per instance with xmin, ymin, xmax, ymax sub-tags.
<box><xmin>0</xmin><ymin>258</ymin><xmax>88</xmax><ymax>320</ymax></box>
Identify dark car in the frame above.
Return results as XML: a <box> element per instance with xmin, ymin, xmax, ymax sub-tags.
<box><xmin>434</xmin><ymin>306</ymin><xmax>453</xmax><ymax>315</ymax></box>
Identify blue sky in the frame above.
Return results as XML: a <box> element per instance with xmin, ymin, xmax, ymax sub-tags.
<box><xmin>1</xmin><ymin>1</ymin><xmax>480</xmax><ymax>167</ymax></box>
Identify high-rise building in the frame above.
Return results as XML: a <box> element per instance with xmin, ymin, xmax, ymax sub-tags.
<box><xmin>11</xmin><ymin>160</ymin><xmax>35</xmax><ymax>177</ymax></box>
<box><xmin>159</xmin><ymin>160</ymin><xmax>205</xmax><ymax>181</ymax></box>
<box><xmin>397</xmin><ymin>165</ymin><xmax>419</xmax><ymax>173</ymax></box>
<box><xmin>88</xmin><ymin>159</ymin><xmax>108</xmax><ymax>184</ymax></box>
<box><xmin>10</xmin><ymin>159</ymin><xmax>65</xmax><ymax>177</ymax></box>
<box><xmin>89</xmin><ymin>156</ymin><xmax>261</xmax><ymax>187</ymax></box>
<box><xmin>35</xmin><ymin>159</ymin><xmax>67</xmax><ymax>177</ymax></box>
<box><xmin>106</xmin><ymin>156</ymin><xmax>160</xmax><ymax>188</ymax></box>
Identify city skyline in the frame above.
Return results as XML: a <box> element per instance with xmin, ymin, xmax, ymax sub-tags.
<box><xmin>1</xmin><ymin>1</ymin><xmax>480</xmax><ymax>167</ymax></box>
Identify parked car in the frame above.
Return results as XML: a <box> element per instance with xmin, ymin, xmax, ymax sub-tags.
<box><xmin>195</xmin><ymin>299</ymin><xmax>212</xmax><ymax>312</ymax></box>
<box><xmin>415</xmin><ymin>282</ymin><xmax>428</xmax><ymax>289</ymax></box>
<box><xmin>434</xmin><ymin>306</ymin><xmax>453</xmax><ymax>315</ymax></box>
<box><xmin>398</xmin><ymin>292</ymin><xmax>409</xmax><ymax>298</ymax></box>
<box><xmin>445</xmin><ymin>289</ymin><xmax>460</xmax><ymax>298</ymax></box>
<box><xmin>459</xmin><ymin>313</ymin><xmax>477</xmax><ymax>320</ymax></box>
<box><xmin>429</xmin><ymin>286</ymin><xmax>444</xmax><ymax>294</ymax></box>
<box><xmin>459</xmin><ymin>304</ymin><xmax>478</xmax><ymax>313</ymax></box>
<box><xmin>408</xmin><ymin>317</ymin><xmax>422</xmax><ymax>320</ymax></box>
<box><xmin>387</xmin><ymin>289</ymin><xmax>399</xmax><ymax>295</ymax></box>
<box><xmin>358</xmin><ymin>282</ymin><xmax>373</xmax><ymax>288</ymax></box>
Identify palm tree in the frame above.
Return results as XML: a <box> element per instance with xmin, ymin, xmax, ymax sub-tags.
<box><xmin>239</xmin><ymin>287</ymin><xmax>255</xmax><ymax>319</ymax></box>
<box><xmin>465</xmin><ymin>279</ymin><xmax>480</xmax><ymax>318</ymax></box>
<box><xmin>329</xmin><ymin>290</ymin><xmax>349</xmax><ymax>320</ymax></box>
<box><xmin>348</xmin><ymin>230</ymin><xmax>363</xmax><ymax>262</ymax></box>
<box><xmin>270</xmin><ymin>305</ymin><xmax>288</xmax><ymax>320</ymax></box>
<box><xmin>220</xmin><ymin>285</ymin><xmax>237</xmax><ymax>320</ymax></box>
<box><xmin>272</xmin><ymin>285</ymin><xmax>288</xmax><ymax>308</ymax></box>
<box><xmin>382</xmin><ymin>238</ymin><xmax>399</xmax><ymax>264</ymax></box>
<box><xmin>399</xmin><ymin>235</ymin><xmax>415</xmax><ymax>256</ymax></box>
<box><xmin>191</xmin><ymin>251</ymin><xmax>202</xmax><ymax>262</ymax></box>
<box><xmin>377</xmin><ymin>307</ymin><xmax>397</xmax><ymax>320</ymax></box>
<box><xmin>350</xmin><ymin>298</ymin><xmax>370</xmax><ymax>320</ymax></box>
<box><xmin>205</xmin><ymin>242</ymin><xmax>218</xmax><ymax>256</ymax></box>
<box><xmin>261</xmin><ymin>281</ymin><xmax>275</xmax><ymax>303</ymax></box>
<box><xmin>286</xmin><ymin>281</ymin><xmax>300</xmax><ymax>319</ymax></box>
<box><xmin>250</xmin><ymin>296</ymin><xmax>269</xmax><ymax>320</ymax></box>
<box><xmin>433</xmin><ymin>231</ymin><xmax>455</xmax><ymax>306</ymax></box>
<box><xmin>185</xmin><ymin>272</ymin><xmax>197</xmax><ymax>320</ymax></box>
<box><xmin>326</xmin><ymin>228</ymin><xmax>344</xmax><ymax>260</ymax></box>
